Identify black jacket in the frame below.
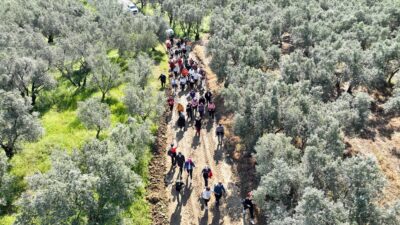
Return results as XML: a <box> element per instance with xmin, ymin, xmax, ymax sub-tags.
<box><xmin>176</xmin><ymin>154</ymin><xmax>185</xmax><ymax>167</ymax></box>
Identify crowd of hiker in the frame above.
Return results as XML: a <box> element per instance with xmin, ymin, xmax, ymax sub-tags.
<box><xmin>163</xmin><ymin>35</ymin><xmax>255</xmax><ymax>224</ymax></box>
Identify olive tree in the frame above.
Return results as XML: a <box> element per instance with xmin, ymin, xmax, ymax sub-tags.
<box><xmin>0</xmin><ymin>91</ymin><xmax>43</xmax><ymax>158</ymax></box>
<box><xmin>16</xmin><ymin>139</ymin><xmax>142</xmax><ymax>224</ymax></box>
<box><xmin>77</xmin><ymin>98</ymin><xmax>111</xmax><ymax>139</ymax></box>
<box><xmin>0</xmin><ymin>151</ymin><xmax>15</xmax><ymax>212</ymax></box>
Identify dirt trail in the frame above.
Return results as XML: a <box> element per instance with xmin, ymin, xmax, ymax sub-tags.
<box><xmin>164</xmin><ymin>41</ymin><xmax>244</xmax><ymax>225</ymax></box>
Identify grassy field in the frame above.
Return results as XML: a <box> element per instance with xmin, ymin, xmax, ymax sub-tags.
<box><xmin>0</xmin><ymin>44</ymin><xmax>169</xmax><ymax>225</ymax></box>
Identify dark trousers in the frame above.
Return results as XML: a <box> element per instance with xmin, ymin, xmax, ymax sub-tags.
<box><xmin>215</xmin><ymin>193</ymin><xmax>222</xmax><ymax>204</ymax></box>
<box><xmin>161</xmin><ymin>81</ymin><xmax>165</xmax><ymax>88</ymax></box>
<box><xmin>203</xmin><ymin>176</ymin><xmax>209</xmax><ymax>187</ymax></box>
<box><xmin>169</xmin><ymin>104</ymin><xmax>173</xmax><ymax>111</ymax></box>
<box><xmin>170</xmin><ymin>155</ymin><xmax>176</xmax><ymax>166</ymax></box>
<box><xmin>187</xmin><ymin>111</ymin><xmax>193</xmax><ymax>120</ymax></box>
<box><xmin>203</xmin><ymin>198</ymin><xmax>210</xmax><ymax>207</ymax></box>
<box><xmin>199</xmin><ymin>110</ymin><xmax>204</xmax><ymax>118</ymax></box>
<box><xmin>208</xmin><ymin>110</ymin><xmax>214</xmax><ymax>119</ymax></box>
<box><xmin>178</xmin><ymin>166</ymin><xmax>183</xmax><ymax>178</ymax></box>
<box><xmin>245</xmin><ymin>207</ymin><xmax>254</xmax><ymax>219</ymax></box>
<box><xmin>186</xmin><ymin>169</ymin><xmax>193</xmax><ymax>179</ymax></box>
<box><xmin>180</xmin><ymin>84</ymin><xmax>185</xmax><ymax>91</ymax></box>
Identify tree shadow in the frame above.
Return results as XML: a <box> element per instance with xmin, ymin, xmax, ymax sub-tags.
<box><xmin>206</xmin><ymin>118</ymin><xmax>214</xmax><ymax>132</ymax></box>
<box><xmin>223</xmin><ymin>182</ymin><xmax>243</xmax><ymax>222</ymax></box>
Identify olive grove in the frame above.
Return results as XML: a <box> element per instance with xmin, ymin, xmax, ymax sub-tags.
<box><xmin>0</xmin><ymin>0</ymin><xmax>167</xmax><ymax>222</ymax></box>
<box><xmin>208</xmin><ymin>0</ymin><xmax>400</xmax><ymax>224</ymax></box>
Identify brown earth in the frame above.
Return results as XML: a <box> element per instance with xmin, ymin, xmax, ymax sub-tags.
<box><xmin>347</xmin><ymin>111</ymin><xmax>400</xmax><ymax>205</ymax></box>
<box><xmin>157</xmin><ymin>36</ymin><xmax>263</xmax><ymax>225</ymax></box>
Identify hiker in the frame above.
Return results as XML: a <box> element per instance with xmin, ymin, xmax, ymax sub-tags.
<box><xmin>216</xmin><ymin>124</ymin><xmax>224</xmax><ymax>144</ymax></box>
<box><xmin>205</xmin><ymin>90</ymin><xmax>212</xmax><ymax>104</ymax></box>
<box><xmin>193</xmin><ymin>70</ymin><xmax>199</xmax><ymax>87</ymax></box>
<box><xmin>208</xmin><ymin>101</ymin><xmax>216</xmax><ymax>119</ymax></box>
<box><xmin>201</xmin><ymin>166</ymin><xmax>212</xmax><ymax>187</ymax></box>
<box><xmin>186</xmin><ymin>103</ymin><xmax>193</xmax><ymax>121</ymax></box>
<box><xmin>179</xmin><ymin>76</ymin><xmax>186</xmax><ymax>91</ymax></box>
<box><xmin>199</xmin><ymin>96</ymin><xmax>206</xmax><ymax>105</ymax></box>
<box><xmin>177</xmin><ymin>103</ymin><xmax>184</xmax><ymax>114</ymax></box>
<box><xmin>167</xmin><ymin>144</ymin><xmax>177</xmax><ymax>167</ymax></box>
<box><xmin>166</xmin><ymin>40</ymin><xmax>172</xmax><ymax>51</ymax></box>
<box><xmin>167</xmin><ymin>95</ymin><xmax>174</xmax><ymax>112</ymax></box>
<box><xmin>191</xmin><ymin>97</ymin><xmax>199</xmax><ymax>116</ymax></box>
<box><xmin>189</xmin><ymin>89</ymin><xmax>196</xmax><ymax>99</ymax></box>
<box><xmin>176</xmin><ymin>152</ymin><xmax>186</xmax><ymax>178</ymax></box>
<box><xmin>213</xmin><ymin>182</ymin><xmax>226</xmax><ymax>206</ymax></box>
<box><xmin>177</xmin><ymin>112</ymin><xmax>186</xmax><ymax>131</ymax></box>
<box><xmin>184</xmin><ymin>158</ymin><xmax>195</xmax><ymax>182</ymax></box>
<box><xmin>201</xmin><ymin>187</ymin><xmax>212</xmax><ymax>210</ymax></box>
<box><xmin>189</xmin><ymin>75</ymin><xmax>195</xmax><ymax>89</ymax></box>
<box><xmin>242</xmin><ymin>193</ymin><xmax>255</xmax><ymax>224</ymax></box>
<box><xmin>159</xmin><ymin>73</ymin><xmax>167</xmax><ymax>88</ymax></box>
<box><xmin>198</xmin><ymin>102</ymin><xmax>205</xmax><ymax>118</ymax></box>
<box><xmin>175</xmin><ymin>178</ymin><xmax>184</xmax><ymax>203</ymax></box>
<box><xmin>194</xmin><ymin>117</ymin><xmax>202</xmax><ymax>136</ymax></box>
<box><xmin>171</xmin><ymin>77</ymin><xmax>178</xmax><ymax>92</ymax></box>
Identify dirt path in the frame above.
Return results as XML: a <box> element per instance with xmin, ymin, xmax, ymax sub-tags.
<box><xmin>163</xmin><ymin>42</ymin><xmax>244</xmax><ymax>225</ymax></box>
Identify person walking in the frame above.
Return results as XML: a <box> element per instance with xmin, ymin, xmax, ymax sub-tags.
<box><xmin>198</xmin><ymin>102</ymin><xmax>205</xmax><ymax>118</ymax></box>
<box><xmin>189</xmin><ymin>89</ymin><xmax>196</xmax><ymax>99</ymax></box>
<box><xmin>201</xmin><ymin>187</ymin><xmax>212</xmax><ymax>210</ymax></box>
<box><xmin>199</xmin><ymin>96</ymin><xmax>206</xmax><ymax>105</ymax></box>
<box><xmin>208</xmin><ymin>101</ymin><xmax>216</xmax><ymax>119</ymax></box>
<box><xmin>205</xmin><ymin>90</ymin><xmax>212</xmax><ymax>104</ymax></box>
<box><xmin>242</xmin><ymin>193</ymin><xmax>256</xmax><ymax>224</ymax></box>
<box><xmin>159</xmin><ymin>73</ymin><xmax>167</xmax><ymax>88</ymax></box>
<box><xmin>171</xmin><ymin>77</ymin><xmax>178</xmax><ymax>92</ymax></box>
<box><xmin>167</xmin><ymin>144</ymin><xmax>177</xmax><ymax>167</ymax></box>
<box><xmin>177</xmin><ymin>112</ymin><xmax>186</xmax><ymax>131</ymax></box>
<box><xmin>191</xmin><ymin>97</ymin><xmax>198</xmax><ymax>116</ymax></box>
<box><xmin>179</xmin><ymin>76</ymin><xmax>186</xmax><ymax>91</ymax></box>
<box><xmin>195</xmin><ymin>117</ymin><xmax>202</xmax><ymax>136</ymax></box>
<box><xmin>175</xmin><ymin>178</ymin><xmax>184</xmax><ymax>204</ymax></box>
<box><xmin>216</xmin><ymin>124</ymin><xmax>224</xmax><ymax>145</ymax></box>
<box><xmin>176</xmin><ymin>152</ymin><xmax>186</xmax><ymax>178</ymax></box>
<box><xmin>213</xmin><ymin>182</ymin><xmax>226</xmax><ymax>206</ymax></box>
<box><xmin>184</xmin><ymin>158</ymin><xmax>195</xmax><ymax>182</ymax></box>
<box><xmin>201</xmin><ymin>166</ymin><xmax>212</xmax><ymax>187</ymax></box>
<box><xmin>167</xmin><ymin>95</ymin><xmax>174</xmax><ymax>112</ymax></box>
<box><xmin>186</xmin><ymin>103</ymin><xmax>193</xmax><ymax>121</ymax></box>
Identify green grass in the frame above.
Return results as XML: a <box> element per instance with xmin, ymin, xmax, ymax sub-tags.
<box><xmin>1</xmin><ymin>43</ymin><xmax>169</xmax><ymax>225</ymax></box>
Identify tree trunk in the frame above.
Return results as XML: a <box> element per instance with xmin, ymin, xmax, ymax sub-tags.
<box><xmin>96</xmin><ymin>128</ymin><xmax>101</xmax><ymax>139</ymax></box>
<box><xmin>48</xmin><ymin>34</ymin><xmax>54</xmax><ymax>44</ymax></box>
<box><xmin>388</xmin><ymin>68</ymin><xmax>399</xmax><ymax>86</ymax></box>
<box><xmin>347</xmin><ymin>82</ymin><xmax>353</xmax><ymax>94</ymax></box>
<box><xmin>1</xmin><ymin>144</ymin><xmax>14</xmax><ymax>158</ymax></box>
<box><xmin>32</xmin><ymin>92</ymin><xmax>37</xmax><ymax>106</ymax></box>
<box><xmin>101</xmin><ymin>92</ymin><xmax>106</xmax><ymax>102</ymax></box>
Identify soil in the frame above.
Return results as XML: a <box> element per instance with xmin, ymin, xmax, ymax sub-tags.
<box><xmin>347</xmin><ymin>108</ymin><xmax>400</xmax><ymax>205</ymax></box>
<box><xmin>153</xmin><ymin>36</ymin><xmax>261</xmax><ymax>225</ymax></box>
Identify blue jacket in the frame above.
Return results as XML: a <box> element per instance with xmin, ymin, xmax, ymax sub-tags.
<box><xmin>184</xmin><ymin>161</ymin><xmax>195</xmax><ymax>170</ymax></box>
<box><xmin>213</xmin><ymin>184</ymin><xmax>226</xmax><ymax>195</ymax></box>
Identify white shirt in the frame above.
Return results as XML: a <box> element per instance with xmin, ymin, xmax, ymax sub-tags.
<box><xmin>202</xmin><ymin>190</ymin><xmax>212</xmax><ymax>199</ymax></box>
<box><xmin>180</xmin><ymin>77</ymin><xmax>186</xmax><ymax>84</ymax></box>
<box><xmin>193</xmin><ymin>72</ymin><xmax>199</xmax><ymax>80</ymax></box>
